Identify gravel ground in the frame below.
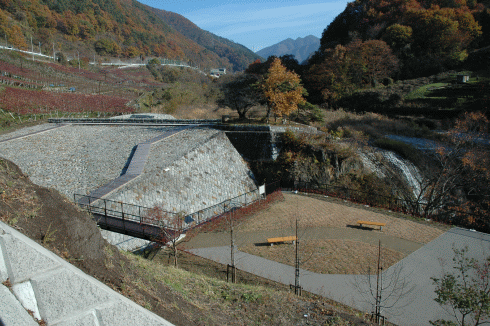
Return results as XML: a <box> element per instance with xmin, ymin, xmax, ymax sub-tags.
<box><xmin>0</xmin><ymin>125</ymin><xmax>181</xmax><ymax>198</ymax></box>
<box><xmin>0</xmin><ymin>123</ymin><xmax>64</xmax><ymax>142</ymax></box>
<box><xmin>241</xmin><ymin>239</ymin><xmax>405</xmax><ymax>274</ymax></box>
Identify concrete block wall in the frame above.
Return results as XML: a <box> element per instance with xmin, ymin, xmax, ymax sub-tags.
<box><xmin>0</xmin><ymin>221</ymin><xmax>173</xmax><ymax>326</ymax></box>
<box><xmin>104</xmin><ymin>131</ymin><xmax>259</xmax><ymax>220</ymax></box>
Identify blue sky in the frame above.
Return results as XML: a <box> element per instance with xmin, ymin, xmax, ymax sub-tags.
<box><xmin>139</xmin><ymin>0</ymin><xmax>349</xmax><ymax>52</ymax></box>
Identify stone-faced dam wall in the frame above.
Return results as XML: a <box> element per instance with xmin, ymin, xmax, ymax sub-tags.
<box><xmin>0</xmin><ymin>123</ymin><xmax>260</xmax><ymax>250</ymax></box>
<box><xmin>103</xmin><ymin>130</ymin><xmax>259</xmax><ymax>214</ymax></box>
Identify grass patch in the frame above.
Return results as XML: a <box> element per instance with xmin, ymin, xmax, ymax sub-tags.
<box><xmin>122</xmin><ymin>251</ymin><xmax>271</xmax><ymax>303</ymax></box>
<box><xmin>404</xmin><ymin>83</ymin><xmax>448</xmax><ymax>100</ymax></box>
<box><xmin>241</xmin><ymin>239</ymin><xmax>405</xmax><ymax>275</ymax></box>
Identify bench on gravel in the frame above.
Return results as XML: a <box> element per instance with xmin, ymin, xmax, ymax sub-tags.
<box><xmin>267</xmin><ymin>236</ymin><xmax>297</xmax><ymax>246</ymax></box>
<box><xmin>357</xmin><ymin>220</ymin><xmax>386</xmax><ymax>231</ymax></box>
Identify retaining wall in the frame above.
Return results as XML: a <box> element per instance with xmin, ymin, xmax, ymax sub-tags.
<box><xmin>104</xmin><ymin>131</ymin><xmax>259</xmax><ymax>219</ymax></box>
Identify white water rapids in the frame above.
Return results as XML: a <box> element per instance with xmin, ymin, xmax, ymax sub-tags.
<box><xmin>358</xmin><ymin>149</ymin><xmax>424</xmax><ymax>200</ymax></box>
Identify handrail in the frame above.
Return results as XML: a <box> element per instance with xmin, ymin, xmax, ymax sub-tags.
<box><xmin>75</xmin><ymin>185</ymin><xmax>266</xmax><ymax>233</ymax></box>
<box><xmin>48</xmin><ymin>118</ymin><xmax>221</xmax><ymax>125</ymax></box>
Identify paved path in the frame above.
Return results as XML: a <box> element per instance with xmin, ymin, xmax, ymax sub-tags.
<box><xmin>0</xmin><ymin>221</ymin><xmax>173</xmax><ymax>326</ymax></box>
<box><xmin>188</xmin><ymin>228</ymin><xmax>490</xmax><ymax>326</ymax></box>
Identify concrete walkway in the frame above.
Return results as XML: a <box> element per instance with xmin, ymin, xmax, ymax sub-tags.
<box><xmin>188</xmin><ymin>228</ymin><xmax>490</xmax><ymax>326</ymax></box>
<box><xmin>0</xmin><ymin>221</ymin><xmax>173</xmax><ymax>326</ymax></box>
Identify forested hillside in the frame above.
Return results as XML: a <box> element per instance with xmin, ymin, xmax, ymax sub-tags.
<box><xmin>0</xmin><ymin>0</ymin><xmax>257</xmax><ymax>71</ymax></box>
<box><xmin>301</xmin><ymin>0</ymin><xmax>490</xmax><ymax>106</ymax></box>
<box><xmin>147</xmin><ymin>7</ymin><xmax>261</xmax><ymax>71</ymax></box>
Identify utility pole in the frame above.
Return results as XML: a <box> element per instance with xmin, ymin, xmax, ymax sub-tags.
<box><xmin>374</xmin><ymin>240</ymin><xmax>383</xmax><ymax>324</ymax></box>
<box><xmin>290</xmin><ymin>217</ymin><xmax>302</xmax><ymax>295</ymax></box>
<box><xmin>52</xmin><ymin>42</ymin><xmax>55</xmax><ymax>61</ymax></box>
<box><xmin>38</xmin><ymin>42</ymin><xmax>41</xmax><ymax>54</ymax></box>
<box><xmin>227</xmin><ymin>206</ymin><xmax>237</xmax><ymax>283</ymax></box>
<box><xmin>77</xmin><ymin>51</ymin><xmax>80</xmax><ymax>71</ymax></box>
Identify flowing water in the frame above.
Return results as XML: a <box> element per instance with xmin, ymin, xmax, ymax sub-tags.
<box><xmin>359</xmin><ymin>149</ymin><xmax>424</xmax><ymax>200</ymax></box>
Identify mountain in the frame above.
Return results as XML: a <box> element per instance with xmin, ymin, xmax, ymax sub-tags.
<box><xmin>0</xmin><ymin>0</ymin><xmax>258</xmax><ymax>72</ymax></box>
<box><xmin>146</xmin><ymin>7</ymin><xmax>262</xmax><ymax>72</ymax></box>
<box><xmin>256</xmin><ymin>35</ymin><xmax>320</xmax><ymax>63</ymax></box>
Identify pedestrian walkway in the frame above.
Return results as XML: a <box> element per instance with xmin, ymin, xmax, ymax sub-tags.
<box><xmin>0</xmin><ymin>221</ymin><xmax>173</xmax><ymax>326</ymax></box>
<box><xmin>188</xmin><ymin>228</ymin><xmax>490</xmax><ymax>326</ymax></box>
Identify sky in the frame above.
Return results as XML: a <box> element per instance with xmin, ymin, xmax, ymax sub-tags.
<box><xmin>138</xmin><ymin>0</ymin><xmax>350</xmax><ymax>52</ymax></box>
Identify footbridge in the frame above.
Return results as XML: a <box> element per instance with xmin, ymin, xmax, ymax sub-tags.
<box><xmin>75</xmin><ymin>187</ymin><xmax>264</xmax><ymax>242</ymax></box>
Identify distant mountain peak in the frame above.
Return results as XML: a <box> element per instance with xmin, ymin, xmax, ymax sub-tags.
<box><xmin>256</xmin><ymin>35</ymin><xmax>320</xmax><ymax>63</ymax></box>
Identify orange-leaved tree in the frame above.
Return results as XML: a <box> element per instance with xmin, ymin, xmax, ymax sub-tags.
<box><xmin>259</xmin><ymin>58</ymin><xmax>306</xmax><ymax>121</ymax></box>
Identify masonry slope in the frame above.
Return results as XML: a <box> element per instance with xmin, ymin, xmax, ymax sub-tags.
<box><xmin>0</xmin><ymin>124</ymin><xmax>178</xmax><ymax>198</ymax></box>
<box><xmin>105</xmin><ymin>131</ymin><xmax>259</xmax><ymax>215</ymax></box>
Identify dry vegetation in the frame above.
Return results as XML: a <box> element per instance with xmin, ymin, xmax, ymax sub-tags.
<box><xmin>238</xmin><ymin>193</ymin><xmax>446</xmax><ymax>244</ymax></box>
<box><xmin>242</xmin><ymin>239</ymin><xmax>405</xmax><ymax>275</ymax></box>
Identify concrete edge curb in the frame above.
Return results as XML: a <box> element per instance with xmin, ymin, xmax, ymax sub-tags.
<box><xmin>0</xmin><ymin>221</ymin><xmax>174</xmax><ymax>326</ymax></box>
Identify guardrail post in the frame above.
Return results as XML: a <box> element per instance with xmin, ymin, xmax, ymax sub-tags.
<box><xmin>104</xmin><ymin>199</ymin><xmax>107</xmax><ymax>216</ymax></box>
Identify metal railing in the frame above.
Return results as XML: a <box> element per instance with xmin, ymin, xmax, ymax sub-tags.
<box><xmin>75</xmin><ymin>186</ymin><xmax>265</xmax><ymax>233</ymax></box>
<box><xmin>283</xmin><ymin>181</ymin><xmax>426</xmax><ymax>215</ymax></box>
<box><xmin>48</xmin><ymin>118</ymin><xmax>221</xmax><ymax>125</ymax></box>
<box><xmin>75</xmin><ymin>194</ymin><xmax>176</xmax><ymax>227</ymax></box>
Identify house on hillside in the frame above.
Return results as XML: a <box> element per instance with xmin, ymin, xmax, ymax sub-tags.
<box><xmin>210</xmin><ymin>68</ymin><xmax>226</xmax><ymax>77</ymax></box>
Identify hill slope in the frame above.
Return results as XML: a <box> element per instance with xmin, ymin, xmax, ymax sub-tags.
<box><xmin>147</xmin><ymin>7</ymin><xmax>262</xmax><ymax>71</ymax></box>
<box><xmin>0</xmin><ymin>155</ymin><xmax>373</xmax><ymax>325</ymax></box>
<box><xmin>0</xmin><ymin>0</ymin><xmax>257</xmax><ymax>71</ymax></box>
<box><xmin>256</xmin><ymin>35</ymin><xmax>320</xmax><ymax>63</ymax></box>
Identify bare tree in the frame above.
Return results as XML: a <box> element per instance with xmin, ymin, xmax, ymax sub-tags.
<box><xmin>143</xmin><ymin>205</ymin><xmax>185</xmax><ymax>267</ymax></box>
<box><xmin>352</xmin><ymin>240</ymin><xmax>415</xmax><ymax>324</ymax></box>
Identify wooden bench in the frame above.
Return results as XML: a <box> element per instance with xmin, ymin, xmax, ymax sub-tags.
<box><xmin>357</xmin><ymin>220</ymin><xmax>386</xmax><ymax>231</ymax></box>
<box><xmin>267</xmin><ymin>236</ymin><xmax>297</xmax><ymax>246</ymax></box>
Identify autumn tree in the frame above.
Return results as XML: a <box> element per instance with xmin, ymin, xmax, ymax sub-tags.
<box><xmin>304</xmin><ymin>39</ymin><xmax>398</xmax><ymax>105</ymax></box>
<box><xmin>415</xmin><ymin>112</ymin><xmax>489</xmax><ymax>226</ymax></box>
<box><xmin>259</xmin><ymin>57</ymin><xmax>306</xmax><ymax>121</ymax></box>
<box><xmin>6</xmin><ymin>24</ymin><xmax>27</xmax><ymax>49</ymax></box>
<box><xmin>445</xmin><ymin>112</ymin><xmax>490</xmax><ymax>230</ymax></box>
<box><xmin>406</xmin><ymin>5</ymin><xmax>482</xmax><ymax>64</ymax></box>
<box><xmin>304</xmin><ymin>44</ymin><xmax>355</xmax><ymax>106</ymax></box>
<box><xmin>383</xmin><ymin>24</ymin><xmax>413</xmax><ymax>51</ymax></box>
